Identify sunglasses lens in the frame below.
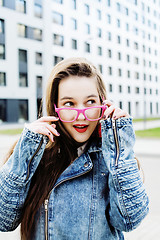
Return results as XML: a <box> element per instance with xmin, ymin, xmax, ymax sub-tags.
<box><xmin>58</xmin><ymin>109</ymin><xmax>77</xmax><ymax>122</ymax></box>
<box><xmin>85</xmin><ymin>107</ymin><xmax>102</xmax><ymax>121</ymax></box>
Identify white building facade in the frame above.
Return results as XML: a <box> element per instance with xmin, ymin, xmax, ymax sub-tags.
<box><xmin>0</xmin><ymin>0</ymin><xmax>160</xmax><ymax>123</ymax></box>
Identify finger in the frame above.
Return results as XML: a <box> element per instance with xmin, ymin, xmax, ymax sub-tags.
<box><xmin>46</xmin><ymin>124</ymin><xmax>60</xmax><ymax>137</ymax></box>
<box><xmin>37</xmin><ymin>116</ymin><xmax>59</xmax><ymax>123</ymax></box>
<box><xmin>104</xmin><ymin>105</ymin><xmax>116</xmax><ymax>119</ymax></box>
<box><xmin>112</xmin><ymin>108</ymin><xmax>122</xmax><ymax>119</ymax></box>
<box><xmin>102</xmin><ymin>99</ymin><xmax>114</xmax><ymax>107</ymax></box>
<box><xmin>31</xmin><ymin>125</ymin><xmax>54</xmax><ymax>142</ymax></box>
<box><xmin>113</xmin><ymin>109</ymin><xmax>130</xmax><ymax>119</ymax></box>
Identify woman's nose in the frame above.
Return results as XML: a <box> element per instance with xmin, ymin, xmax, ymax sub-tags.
<box><xmin>77</xmin><ymin>112</ymin><xmax>86</xmax><ymax>120</ymax></box>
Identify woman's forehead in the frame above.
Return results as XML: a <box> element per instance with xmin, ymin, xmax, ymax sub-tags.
<box><xmin>58</xmin><ymin>76</ymin><xmax>99</xmax><ymax>98</ymax></box>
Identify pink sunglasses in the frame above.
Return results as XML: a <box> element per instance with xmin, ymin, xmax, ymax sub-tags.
<box><xmin>54</xmin><ymin>104</ymin><xmax>107</xmax><ymax>122</ymax></box>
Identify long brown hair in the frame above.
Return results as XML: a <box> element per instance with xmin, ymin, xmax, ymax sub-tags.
<box><xmin>20</xmin><ymin>58</ymin><xmax>106</xmax><ymax>239</ymax></box>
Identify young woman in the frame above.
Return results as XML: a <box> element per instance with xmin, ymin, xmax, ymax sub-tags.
<box><xmin>0</xmin><ymin>58</ymin><xmax>149</xmax><ymax>240</ymax></box>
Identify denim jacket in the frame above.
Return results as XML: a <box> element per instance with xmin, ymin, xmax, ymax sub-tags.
<box><xmin>0</xmin><ymin>118</ymin><xmax>149</xmax><ymax>239</ymax></box>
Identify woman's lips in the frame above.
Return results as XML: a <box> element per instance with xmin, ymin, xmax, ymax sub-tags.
<box><xmin>73</xmin><ymin>124</ymin><xmax>88</xmax><ymax>133</ymax></box>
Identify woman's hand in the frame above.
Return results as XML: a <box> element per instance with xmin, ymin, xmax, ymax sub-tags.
<box><xmin>103</xmin><ymin>100</ymin><xmax>130</xmax><ymax>120</ymax></box>
<box><xmin>25</xmin><ymin>116</ymin><xmax>60</xmax><ymax>142</ymax></box>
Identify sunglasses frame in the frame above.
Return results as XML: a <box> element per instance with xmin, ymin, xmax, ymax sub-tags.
<box><xmin>54</xmin><ymin>104</ymin><xmax>107</xmax><ymax>122</ymax></box>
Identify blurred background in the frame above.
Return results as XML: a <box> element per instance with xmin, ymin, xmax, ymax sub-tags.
<box><xmin>0</xmin><ymin>0</ymin><xmax>160</xmax><ymax>239</ymax></box>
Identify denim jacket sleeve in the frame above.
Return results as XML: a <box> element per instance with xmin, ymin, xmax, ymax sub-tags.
<box><xmin>101</xmin><ymin>117</ymin><xmax>149</xmax><ymax>232</ymax></box>
<box><xmin>0</xmin><ymin>127</ymin><xmax>47</xmax><ymax>231</ymax></box>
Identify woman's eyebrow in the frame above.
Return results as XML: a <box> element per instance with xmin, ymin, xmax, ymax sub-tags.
<box><xmin>60</xmin><ymin>97</ymin><xmax>74</xmax><ymax>101</ymax></box>
<box><xmin>87</xmin><ymin>94</ymin><xmax>99</xmax><ymax>98</ymax></box>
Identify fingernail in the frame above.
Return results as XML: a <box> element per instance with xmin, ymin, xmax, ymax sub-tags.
<box><xmin>55</xmin><ymin>130</ymin><xmax>60</xmax><ymax>136</ymax></box>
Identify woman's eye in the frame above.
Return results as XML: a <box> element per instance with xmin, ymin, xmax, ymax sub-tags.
<box><xmin>64</xmin><ymin>102</ymin><xmax>74</xmax><ymax>107</ymax></box>
<box><xmin>87</xmin><ymin>100</ymin><xmax>96</xmax><ymax>105</ymax></box>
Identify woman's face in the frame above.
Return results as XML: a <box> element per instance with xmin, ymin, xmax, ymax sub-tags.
<box><xmin>57</xmin><ymin>76</ymin><xmax>101</xmax><ymax>143</ymax></box>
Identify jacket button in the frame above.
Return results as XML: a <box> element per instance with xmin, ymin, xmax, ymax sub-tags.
<box><xmin>84</xmin><ymin>162</ymin><xmax>89</xmax><ymax>168</ymax></box>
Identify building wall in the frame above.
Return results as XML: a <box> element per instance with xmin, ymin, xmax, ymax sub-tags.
<box><xmin>0</xmin><ymin>0</ymin><xmax>160</xmax><ymax>122</ymax></box>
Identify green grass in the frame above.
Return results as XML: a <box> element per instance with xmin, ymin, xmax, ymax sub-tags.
<box><xmin>133</xmin><ymin>117</ymin><xmax>160</xmax><ymax>122</ymax></box>
<box><xmin>0</xmin><ymin>126</ymin><xmax>160</xmax><ymax>139</ymax></box>
<box><xmin>135</xmin><ymin>127</ymin><xmax>160</xmax><ymax>138</ymax></box>
<box><xmin>0</xmin><ymin>128</ymin><xmax>23</xmax><ymax>135</ymax></box>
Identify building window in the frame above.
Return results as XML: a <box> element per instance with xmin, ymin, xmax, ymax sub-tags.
<box><xmin>16</xmin><ymin>0</ymin><xmax>26</xmax><ymax>13</ymax></box>
<box><xmin>53</xmin><ymin>0</ymin><xmax>63</xmax><ymax>3</ymax></box>
<box><xmin>135</xmin><ymin>72</ymin><xmax>139</xmax><ymax>79</ymax></box>
<box><xmin>107</xmin><ymin>0</ymin><xmax>111</xmax><ymax>7</ymax></box>
<box><xmin>118</xmin><ymin>52</ymin><xmax>121</xmax><ymax>60</ymax></box>
<box><xmin>135</xmin><ymin>87</ymin><xmax>140</xmax><ymax>94</ymax></box>
<box><xmin>98</xmin><ymin>64</ymin><xmax>103</xmax><ymax>73</ymax></box>
<box><xmin>156</xmin><ymin>102</ymin><xmax>159</xmax><ymax>114</ymax></box>
<box><xmin>127</xmin><ymin>70</ymin><xmax>131</xmax><ymax>78</ymax></box>
<box><xmin>119</xmin><ymin>101</ymin><xmax>123</xmax><ymax>109</ymax></box>
<box><xmin>109</xmin><ymin>84</ymin><xmax>113</xmax><ymax>92</ymax></box>
<box><xmin>128</xmin><ymin>102</ymin><xmax>131</xmax><ymax>115</ymax></box>
<box><xmin>71</xmin><ymin>39</ymin><xmax>77</xmax><ymax>49</ymax></box>
<box><xmin>108</xmin><ymin>49</ymin><xmax>112</xmax><ymax>58</ymax></box>
<box><xmin>119</xmin><ymin>85</ymin><xmax>122</xmax><ymax>93</ymax></box>
<box><xmin>0</xmin><ymin>72</ymin><xmax>6</xmax><ymax>86</ymax></box>
<box><xmin>97</xmin><ymin>27</ymin><xmax>102</xmax><ymax>38</ymax></box>
<box><xmin>71</xmin><ymin>18</ymin><xmax>77</xmax><ymax>30</ymax></box>
<box><xmin>33</xmin><ymin>28</ymin><xmax>42</xmax><ymax>41</ymax></box>
<box><xmin>149</xmin><ymin>75</ymin><xmax>152</xmax><ymax>81</ymax></box>
<box><xmin>19</xmin><ymin>100</ymin><xmax>28</xmax><ymax>121</ymax></box>
<box><xmin>97</xmin><ymin>9</ymin><xmax>101</xmax><ymax>20</ymax></box>
<box><xmin>126</xmin><ymin>39</ymin><xmax>130</xmax><ymax>46</ymax></box>
<box><xmin>84</xmin><ymin>4</ymin><xmax>90</xmax><ymax>15</ymax></box>
<box><xmin>125</xmin><ymin>8</ymin><xmax>129</xmax><ymax>16</ymax></box>
<box><xmin>53</xmin><ymin>11</ymin><xmax>63</xmax><ymax>25</ymax></box>
<box><xmin>128</xmin><ymin>86</ymin><xmax>131</xmax><ymax>93</ymax></box>
<box><xmin>117</xmin><ymin>35</ymin><xmax>121</xmax><ymax>44</ymax></box>
<box><xmin>107</xmin><ymin>32</ymin><xmax>111</xmax><ymax>41</ymax></box>
<box><xmin>107</xmin><ymin>14</ymin><xmax>111</xmax><ymax>24</ymax></box>
<box><xmin>19</xmin><ymin>49</ymin><xmax>27</xmax><ymax>87</ymax></box>
<box><xmin>118</xmin><ymin>68</ymin><xmax>122</xmax><ymax>77</ymax></box>
<box><xmin>84</xmin><ymin>42</ymin><xmax>90</xmax><ymax>53</ymax></box>
<box><xmin>19</xmin><ymin>49</ymin><xmax>27</xmax><ymax>62</ymax></box>
<box><xmin>150</xmin><ymin>88</ymin><xmax>152</xmax><ymax>95</ymax></box>
<box><xmin>71</xmin><ymin>0</ymin><xmax>76</xmax><ymax>10</ymax></box>
<box><xmin>35</xmin><ymin>52</ymin><xmax>42</xmax><ymax>65</ymax></box>
<box><xmin>34</xmin><ymin>3</ymin><xmax>42</xmax><ymax>18</ymax></box>
<box><xmin>108</xmin><ymin>66</ymin><xmax>112</xmax><ymax>75</ymax></box>
<box><xmin>19</xmin><ymin>73</ymin><xmax>28</xmax><ymax>87</ymax></box>
<box><xmin>0</xmin><ymin>19</ymin><xmax>4</xmax><ymax>33</ymax></box>
<box><xmin>117</xmin><ymin>19</ymin><xmax>120</xmax><ymax>28</ymax></box>
<box><xmin>0</xmin><ymin>44</ymin><xmax>5</xmax><ymax>59</ymax></box>
<box><xmin>0</xmin><ymin>99</ymin><xmax>6</xmax><ymax>122</ymax></box>
<box><xmin>116</xmin><ymin>2</ymin><xmax>121</xmax><ymax>11</ymax></box>
<box><xmin>126</xmin><ymin>23</ymin><xmax>129</xmax><ymax>31</ymax></box>
<box><xmin>97</xmin><ymin>46</ymin><xmax>102</xmax><ymax>56</ymax></box>
<box><xmin>134</xmin><ymin>57</ymin><xmax>139</xmax><ymax>64</ymax></box>
<box><xmin>85</xmin><ymin>23</ymin><xmax>91</xmax><ymax>34</ymax></box>
<box><xmin>36</xmin><ymin>76</ymin><xmax>42</xmax><ymax>99</ymax></box>
<box><xmin>17</xmin><ymin>24</ymin><xmax>27</xmax><ymax>37</ymax></box>
<box><xmin>150</xmin><ymin>102</ymin><xmax>153</xmax><ymax>115</ymax></box>
<box><xmin>53</xmin><ymin>56</ymin><xmax>64</xmax><ymax>65</ymax></box>
<box><xmin>143</xmin><ymin>59</ymin><xmax>146</xmax><ymax>66</ymax></box>
<box><xmin>53</xmin><ymin>33</ymin><xmax>64</xmax><ymax>46</ymax></box>
<box><xmin>126</xmin><ymin>54</ymin><xmax>130</xmax><ymax>62</ymax></box>
<box><xmin>134</xmin><ymin>42</ymin><xmax>139</xmax><ymax>50</ymax></box>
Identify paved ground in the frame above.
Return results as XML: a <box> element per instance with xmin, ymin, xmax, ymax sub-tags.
<box><xmin>0</xmin><ymin>120</ymin><xmax>160</xmax><ymax>239</ymax></box>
